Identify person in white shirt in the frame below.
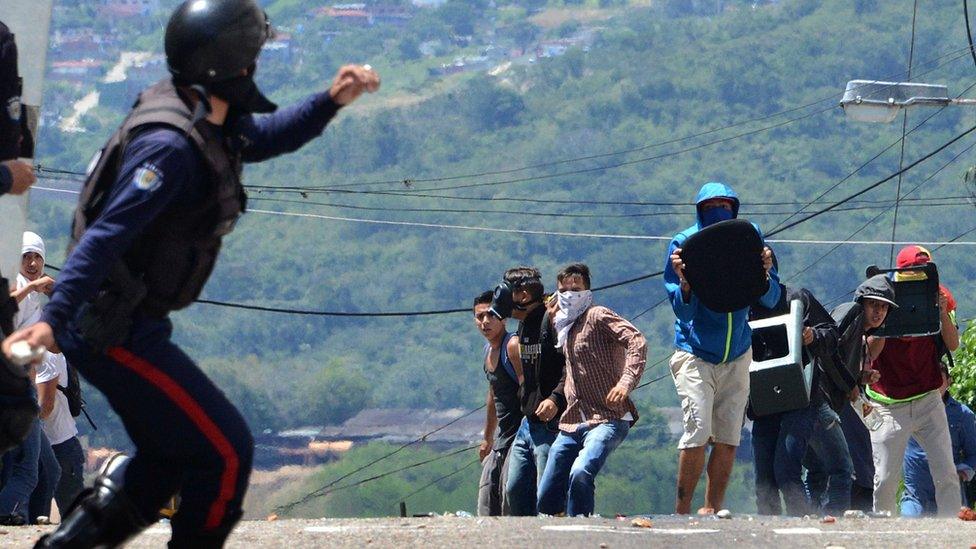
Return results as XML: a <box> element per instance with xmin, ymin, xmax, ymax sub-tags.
<box><xmin>1</xmin><ymin>232</ymin><xmax>59</xmax><ymax>523</ymax></box>
<box><xmin>16</xmin><ymin>232</ymin><xmax>83</xmax><ymax>516</ymax></box>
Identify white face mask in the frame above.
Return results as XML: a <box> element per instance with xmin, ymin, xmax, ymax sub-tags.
<box><xmin>554</xmin><ymin>290</ymin><xmax>593</xmax><ymax>350</ymax></box>
<box><xmin>557</xmin><ymin>290</ymin><xmax>592</xmax><ymax>315</ymax></box>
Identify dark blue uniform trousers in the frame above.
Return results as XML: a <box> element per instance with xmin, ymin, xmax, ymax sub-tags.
<box><xmin>58</xmin><ymin>316</ymin><xmax>252</xmax><ymax>542</ymax></box>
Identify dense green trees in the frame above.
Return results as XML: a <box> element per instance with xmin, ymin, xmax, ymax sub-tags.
<box><xmin>34</xmin><ymin>0</ymin><xmax>976</xmax><ymax>516</ymax></box>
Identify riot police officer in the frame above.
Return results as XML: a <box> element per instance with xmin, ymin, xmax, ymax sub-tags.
<box><xmin>0</xmin><ymin>19</ymin><xmax>36</xmax><ymax>195</ymax></box>
<box><xmin>2</xmin><ymin>1</ymin><xmax>378</xmax><ymax>546</ymax></box>
<box><xmin>0</xmin><ymin>19</ymin><xmax>39</xmax><ymax>460</ymax></box>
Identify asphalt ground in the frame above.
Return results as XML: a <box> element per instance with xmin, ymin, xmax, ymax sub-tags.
<box><xmin>4</xmin><ymin>514</ymin><xmax>976</xmax><ymax>548</ymax></box>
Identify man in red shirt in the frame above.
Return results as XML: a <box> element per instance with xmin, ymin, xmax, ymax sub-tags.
<box><xmin>867</xmin><ymin>245</ymin><xmax>961</xmax><ymax>516</ymax></box>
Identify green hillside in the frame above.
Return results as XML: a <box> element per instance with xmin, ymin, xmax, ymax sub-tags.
<box><xmin>28</xmin><ymin>0</ymin><xmax>976</xmax><ymax>516</ymax></box>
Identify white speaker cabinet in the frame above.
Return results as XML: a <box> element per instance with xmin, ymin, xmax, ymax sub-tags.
<box><xmin>748</xmin><ymin>299</ymin><xmax>813</xmax><ymax>417</ymax></box>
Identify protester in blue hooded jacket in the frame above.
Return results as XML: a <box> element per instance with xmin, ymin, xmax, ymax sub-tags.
<box><xmin>664</xmin><ymin>181</ymin><xmax>780</xmax><ymax>515</ymax></box>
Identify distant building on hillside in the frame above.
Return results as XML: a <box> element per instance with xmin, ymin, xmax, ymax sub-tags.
<box><xmin>319</xmin><ymin>408</ymin><xmax>484</xmax><ymax>446</ymax></box>
<box><xmin>248</xmin><ymin>408</ymin><xmax>483</xmax><ymax>469</ymax></box>
<box><xmin>50</xmin><ymin>28</ymin><xmax>116</xmax><ymax>59</ymax></box>
<box><xmin>49</xmin><ymin>59</ymin><xmax>103</xmax><ymax>84</ymax></box>
<box><xmin>311</xmin><ymin>3</ymin><xmax>414</xmax><ymax>26</ymax></box>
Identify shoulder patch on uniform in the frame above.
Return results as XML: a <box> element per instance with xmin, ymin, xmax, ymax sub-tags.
<box><xmin>132</xmin><ymin>163</ymin><xmax>163</xmax><ymax>192</ymax></box>
<box><xmin>5</xmin><ymin>96</ymin><xmax>21</xmax><ymax>122</ymax></box>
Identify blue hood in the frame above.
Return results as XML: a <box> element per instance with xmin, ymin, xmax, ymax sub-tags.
<box><xmin>695</xmin><ymin>182</ymin><xmax>740</xmax><ymax>225</ymax></box>
<box><xmin>663</xmin><ymin>181</ymin><xmax>781</xmax><ymax>364</ymax></box>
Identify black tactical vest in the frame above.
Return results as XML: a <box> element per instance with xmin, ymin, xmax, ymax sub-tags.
<box><xmin>0</xmin><ymin>21</ymin><xmax>23</xmax><ymax>161</ymax></box>
<box><xmin>72</xmin><ymin>79</ymin><xmax>245</xmax><ymax>317</ymax></box>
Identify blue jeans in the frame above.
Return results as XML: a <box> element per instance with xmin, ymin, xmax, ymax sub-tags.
<box><xmin>751</xmin><ymin>406</ymin><xmax>815</xmax><ymax>516</ymax></box>
<box><xmin>505</xmin><ymin>417</ymin><xmax>558</xmax><ymax>516</ymax></box>
<box><xmin>51</xmin><ymin>437</ymin><xmax>85</xmax><ymax>514</ymax></box>
<box><xmin>0</xmin><ymin>417</ymin><xmax>42</xmax><ymax>521</ymax></box>
<box><xmin>901</xmin><ymin>487</ymin><xmax>938</xmax><ymax>517</ymax></box>
<box><xmin>28</xmin><ymin>428</ymin><xmax>61</xmax><ymax>523</ymax></box>
<box><xmin>803</xmin><ymin>403</ymin><xmax>853</xmax><ymax>514</ymax></box>
<box><xmin>537</xmin><ymin>420</ymin><xmax>630</xmax><ymax>517</ymax></box>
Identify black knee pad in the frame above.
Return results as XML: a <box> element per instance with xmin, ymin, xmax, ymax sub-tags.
<box><xmin>34</xmin><ymin>454</ymin><xmax>149</xmax><ymax>549</ymax></box>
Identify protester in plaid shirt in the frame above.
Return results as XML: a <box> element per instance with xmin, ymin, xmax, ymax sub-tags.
<box><xmin>536</xmin><ymin>263</ymin><xmax>646</xmax><ymax>516</ymax></box>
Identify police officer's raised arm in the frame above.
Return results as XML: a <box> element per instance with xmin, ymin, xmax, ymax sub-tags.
<box><xmin>232</xmin><ymin>65</ymin><xmax>380</xmax><ymax>163</ymax></box>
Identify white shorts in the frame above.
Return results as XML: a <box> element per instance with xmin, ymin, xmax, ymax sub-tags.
<box><xmin>670</xmin><ymin>348</ymin><xmax>751</xmax><ymax>449</ymax></box>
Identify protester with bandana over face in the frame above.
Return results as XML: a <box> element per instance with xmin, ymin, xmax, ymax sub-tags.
<box><xmin>502</xmin><ymin>266</ymin><xmax>567</xmax><ymax>516</ymax></box>
<box><xmin>536</xmin><ymin>263</ymin><xmax>646</xmax><ymax>516</ymax></box>
<box><xmin>665</xmin><ymin>182</ymin><xmax>779</xmax><ymax>515</ymax></box>
<box><xmin>866</xmin><ymin>245</ymin><xmax>961</xmax><ymax>517</ymax></box>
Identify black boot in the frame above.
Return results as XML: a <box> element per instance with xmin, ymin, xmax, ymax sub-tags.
<box><xmin>167</xmin><ymin>517</ymin><xmax>239</xmax><ymax>549</ymax></box>
<box><xmin>34</xmin><ymin>454</ymin><xmax>149</xmax><ymax>549</ymax></box>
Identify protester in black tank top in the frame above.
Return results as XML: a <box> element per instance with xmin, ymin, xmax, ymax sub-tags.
<box><xmin>473</xmin><ymin>292</ymin><xmax>524</xmax><ymax>516</ymax></box>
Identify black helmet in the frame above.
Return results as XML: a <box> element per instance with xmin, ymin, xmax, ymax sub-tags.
<box><xmin>165</xmin><ymin>0</ymin><xmax>276</xmax><ymax>113</ymax></box>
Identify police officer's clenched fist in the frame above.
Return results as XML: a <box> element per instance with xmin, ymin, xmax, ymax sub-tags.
<box><xmin>328</xmin><ymin>65</ymin><xmax>380</xmax><ymax>106</ymax></box>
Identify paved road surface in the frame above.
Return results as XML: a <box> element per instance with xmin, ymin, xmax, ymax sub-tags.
<box><xmin>5</xmin><ymin>515</ymin><xmax>976</xmax><ymax>547</ymax></box>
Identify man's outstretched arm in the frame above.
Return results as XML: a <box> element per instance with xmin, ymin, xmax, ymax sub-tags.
<box><xmin>236</xmin><ymin>65</ymin><xmax>380</xmax><ymax>162</ymax></box>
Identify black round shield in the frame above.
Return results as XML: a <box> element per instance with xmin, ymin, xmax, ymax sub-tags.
<box><xmin>680</xmin><ymin>219</ymin><xmax>768</xmax><ymax>313</ymax></box>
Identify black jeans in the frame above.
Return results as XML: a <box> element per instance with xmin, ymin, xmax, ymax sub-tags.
<box><xmin>51</xmin><ymin>436</ymin><xmax>85</xmax><ymax>513</ymax></box>
<box><xmin>58</xmin><ymin>318</ymin><xmax>253</xmax><ymax>544</ymax></box>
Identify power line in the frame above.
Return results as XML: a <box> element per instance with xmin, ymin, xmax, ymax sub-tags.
<box><xmin>236</xmin><ymin>46</ymin><xmax>976</xmax><ymax>192</ymax></box>
<box><xmin>38</xmin><ymin>176</ymin><xmax>966</xmax><ymax>210</ymax></box>
<box><xmin>29</xmin><ymin>47</ymin><xmax>976</xmax><ymax>203</ymax></box>
<box><xmin>765</xmin><ymin>123</ymin><xmax>976</xmax><ymax>238</ymax></box>
<box><xmin>767</xmin><ymin>79</ymin><xmax>976</xmax><ymax>234</ymax></box>
<box><xmin>931</xmin><ymin>225</ymin><xmax>976</xmax><ymax>252</ymax></box>
<box><xmin>280</xmin><ymin>444</ymin><xmax>480</xmax><ymax>512</ymax></box>
<box><xmin>277</xmin><ymin>358</ymin><xmax>675</xmax><ymax>514</ymax></box>
<box><xmin>890</xmin><ymin>0</ymin><xmax>920</xmax><ymax>266</ymax></box>
<box><xmin>274</xmin><ymin>406</ymin><xmax>486</xmax><ymax>513</ymax></box>
<box><xmin>30</xmin><ymin>87</ymin><xmax>976</xmax><ymax>320</ymax></box>
<box><xmin>242</xmin><ymin>207</ymin><xmax>976</xmax><ymax>245</ymax></box>
<box><xmin>195</xmin><ymin>298</ymin><xmax>469</xmax><ymax>317</ymax></box>
<box><xmin>821</xmin><ymin>223</ymin><xmax>976</xmax><ymax>308</ymax></box>
<box><xmin>290</xmin><ymin>104</ymin><xmax>839</xmax><ymax>195</ymax></box>
<box><xmin>630</xmin><ymin>297</ymin><xmax>669</xmax><ymax>322</ymax></box>
<box><xmin>401</xmin><ymin>458</ymin><xmax>481</xmax><ymax>502</ymax></box>
<box><xmin>37</xmin><ymin>198</ymin><xmax>976</xmax><ymax>320</ymax></box>
<box><xmin>245</xmin><ymin>185</ymin><xmax>974</xmax><ymax>208</ymax></box>
<box><xmin>246</xmin><ymin>194</ymin><xmax>969</xmax><ymax>219</ymax></box>
<box><xmin>784</xmin><ymin>136</ymin><xmax>976</xmax><ymax>283</ymax></box>
<box><xmin>965</xmin><ymin>0</ymin><xmax>976</xmax><ymax>70</ymax></box>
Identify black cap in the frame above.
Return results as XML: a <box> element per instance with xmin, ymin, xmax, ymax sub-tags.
<box><xmin>855</xmin><ymin>274</ymin><xmax>898</xmax><ymax>308</ymax></box>
<box><xmin>165</xmin><ymin>0</ymin><xmax>276</xmax><ymax>113</ymax></box>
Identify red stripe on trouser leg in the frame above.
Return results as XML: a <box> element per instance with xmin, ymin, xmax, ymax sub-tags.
<box><xmin>106</xmin><ymin>346</ymin><xmax>239</xmax><ymax>530</ymax></box>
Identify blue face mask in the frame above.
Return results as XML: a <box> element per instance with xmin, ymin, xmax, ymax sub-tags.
<box><xmin>700</xmin><ymin>206</ymin><xmax>734</xmax><ymax>227</ymax></box>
